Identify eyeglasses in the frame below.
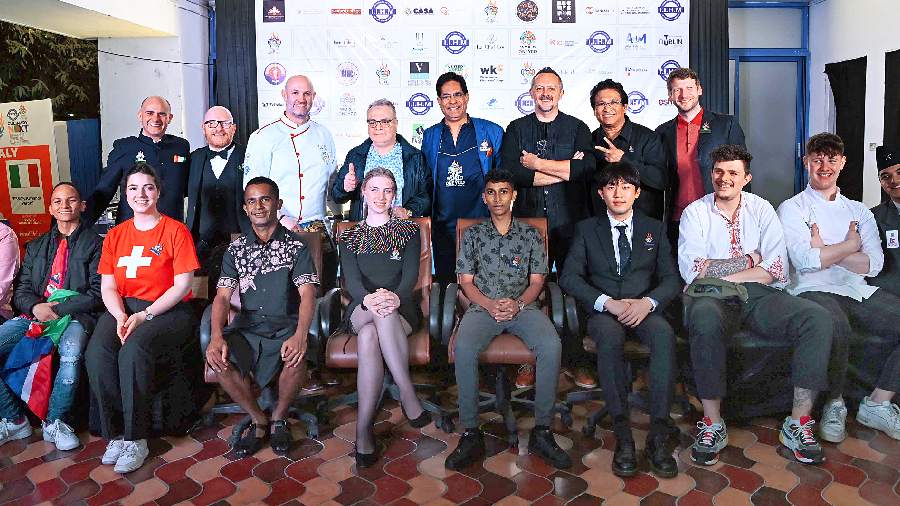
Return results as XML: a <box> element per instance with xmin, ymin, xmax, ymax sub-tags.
<box><xmin>203</xmin><ymin>120</ymin><xmax>234</xmax><ymax>128</ymax></box>
<box><xmin>439</xmin><ymin>92</ymin><xmax>466</xmax><ymax>101</ymax></box>
<box><xmin>595</xmin><ymin>100</ymin><xmax>623</xmax><ymax>109</ymax></box>
<box><xmin>366</xmin><ymin>118</ymin><xmax>395</xmax><ymax>128</ymax></box>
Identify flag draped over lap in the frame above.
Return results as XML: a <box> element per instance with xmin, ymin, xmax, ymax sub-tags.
<box><xmin>0</xmin><ymin>289</ymin><xmax>80</xmax><ymax>419</ymax></box>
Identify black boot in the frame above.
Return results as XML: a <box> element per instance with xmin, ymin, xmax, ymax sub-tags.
<box><xmin>528</xmin><ymin>426</ymin><xmax>572</xmax><ymax>469</ymax></box>
<box><xmin>445</xmin><ymin>429</ymin><xmax>485</xmax><ymax>470</ymax></box>
<box><xmin>645</xmin><ymin>433</ymin><xmax>678</xmax><ymax>478</ymax></box>
<box><xmin>612</xmin><ymin>439</ymin><xmax>638</xmax><ymax>477</ymax></box>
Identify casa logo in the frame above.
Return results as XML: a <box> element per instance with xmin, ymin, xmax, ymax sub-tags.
<box><xmin>584</xmin><ymin>5</ymin><xmax>614</xmax><ymax>15</ymax></box>
<box><xmin>627</xmin><ymin>91</ymin><xmax>648</xmax><ymax>114</ymax></box>
<box><xmin>408</xmin><ymin>61</ymin><xmax>432</xmax><ymax>86</ymax></box>
<box><xmin>658</xmin><ymin>0</ymin><xmax>684</xmax><ymax>21</ymax></box>
<box><xmin>659</xmin><ymin>34</ymin><xmax>685</xmax><ymax>47</ymax></box>
<box><xmin>336</xmin><ymin>61</ymin><xmax>359</xmax><ymax>85</ymax></box>
<box><xmin>552</xmin><ymin>0</ymin><xmax>576</xmax><ymax>23</ymax></box>
<box><xmin>479</xmin><ymin>64</ymin><xmax>505</xmax><ymax>83</ymax></box>
<box><xmin>484</xmin><ymin>0</ymin><xmax>499</xmax><ymax>22</ymax></box>
<box><xmin>475</xmin><ymin>32</ymin><xmax>506</xmax><ymax>52</ymax></box>
<box><xmin>516</xmin><ymin>92</ymin><xmax>535</xmax><ymax>115</ymax></box>
<box><xmin>406</xmin><ymin>93</ymin><xmax>434</xmax><ymax>115</ymax></box>
<box><xmin>331</xmin><ymin>8</ymin><xmax>363</xmax><ymax>14</ymax></box>
<box><xmin>266</xmin><ymin>33</ymin><xmax>282</xmax><ymax>55</ymax></box>
<box><xmin>518</xmin><ymin>30</ymin><xmax>538</xmax><ymax>55</ymax></box>
<box><xmin>658</xmin><ymin>59</ymin><xmax>680</xmax><ymax>81</ymax></box>
<box><xmin>517</xmin><ymin>0</ymin><xmax>539</xmax><ymax>22</ymax></box>
<box><xmin>337</xmin><ymin>93</ymin><xmax>357</xmax><ymax>117</ymax></box>
<box><xmin>405</xmin><ymin>7</ymin><xmax>434</xmax><ymax>15</ymax></box>
<box><xmin>520</xmin><ymin>61</ymin><xmax>536</xmax><ymax>83</ymax></box>
<box><xmin>375</xmin><ymin>63</ymin><xmax>392</xmax><ymax>85</ymax></box>
<box><xmin>444</xmin><ymin>63</ymin><xmax>469</xmax><ymax>78</ymax></box>
<box><xmin>369</xmin><ymin>0</ymin><xmax>396</xmax><ymax>22</ymax></box>
<box><xmin>586</xmin><ymin>31</ymin><xmax>613</xmax><ymax>53</ymax></box>
<box><xmin>311</xmin><ymin>96</ymin><xmax>326</xmax><ymax>116</ymax></box>
<box><xmin>264</xmin><ymin>62</ymin><xmax>286</xmax><ymax>85</ymax></box>
<box><xmin>442</xmin><ymin>31</ymin><xmax>470</xmax><ymax>54</ymax></box>
<box><xmin>623</xmin><ymin>65</ymin><xmax>649</xmax><ymax>76</ymax></box>
<box><xmin>620</xmin><ymin>5</ymin><xmax>650</xmax><ymax>15</ymax></box>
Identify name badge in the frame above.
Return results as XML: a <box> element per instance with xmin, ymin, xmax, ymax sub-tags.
<box><xmin>887</xmin><ymin>230</ymin><xmax>899</xmax><ymax>249</ymax></box>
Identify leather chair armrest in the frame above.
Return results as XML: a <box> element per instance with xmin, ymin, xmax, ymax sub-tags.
<box><xmin>429</xmin><ymin>282</ymin><xmax>442</xmax><ymax>342</ymax></box>
<box><xmin>547</xmin><ymin>282</ymin><xmax>564</xmax><ymax>335</ymax></box>
<box><xmin>564</xmin><ymin>294</ymin><xmax>580</xmax><ymax>343</ymax></box>
<box><xmin>199</xmin><ymin>304</ymin><xmax>213</xmax><ymax>353</ymax></box>
<box><xmin>318</xmin><ymin>287</ymin><xmax>342</xmax><ymax>339</ymax></box>
<box><xmin>441</xmin><ymin>283</ymin><xmax>459</xmax><ymax>346</ymax></box>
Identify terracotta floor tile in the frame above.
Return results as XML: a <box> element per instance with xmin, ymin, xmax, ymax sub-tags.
<box><xmin>332</xmin><ymin>475</ymin><xmax>374</xmax><ymax>504</ymax></box>
<box><xmin>510</xmin><ymin>470</ymin><xmax>552</xmax><ymax>500</ymax></box>
<box><xmin>252</xmin><ymin>456</ymin><xmax>291</xmax><ymax>483</ymax></box>
<box><xmin>73</xmin><ymin>438</ymin><xmax>108</xmax><ymax>463</ymax></box>
<box><xmin>838</xmin><ymin>437</ymin><xmax>888</xmax><ymax>462</ymax></box>
<box><xmin>405</xmin><ymin>473</ymin><xmax>447</xmax><ymax>504</ymax></box>
<box><xmin>25</xmin><ymin>456</ymin><xmax>75</xmax><ymax>484</ymax></box>
<box><xmin>581</xmin><ymin>447</ymin><xmax>614</xmax><ymax>470</ymax></box>
<box><xmin>421</xmin><ymin>498</ymin><xmax>458</xmax><ymax>506</ymax></box>
<box><xmin>10</xmin><ymin>440</ymin><xmax>54</xmax><ymax>463</ymax></box>
<box><xmin>742</xmin><ymin>443</ymin><xmax>788</xmax><ymax>469</ymax></box>
<box><xmin>298</xmin><ymin>476</ymin><xmax>341</xmax><ymax>504</ymax></box>
<box><xmin>717</xmin><ymin>446</ymin><xmax>755</xmax><ymax>469</ymax></box>
<box><xmin>382</xmin><ymin>436</ymin><xmax>416</xmax><ymax>459</ymax></box>
<box><xmin>483</xmin><ymin>448</ymin><xmax>522</xmax><ymax>478</ymax></box>
<box><xmin>285</xmin><ymin>437</ymin><xmax>324</xmax><ymax>460</ymax></box>
<box><xmin>686</xmin><ymin>467</ymin><xmax>728</xmax><ymax>496</ymax></box>
<box><xmin>517</xmin><ymin>452</ymin><xmax>558</xmax><ymax>477</ymax></box>
<box><xmin>852</xmin><ymin>457</ymin><xmax>900</xmax><ymax>484</ymax></box>
<box><xmin>712</xmin><ymin>487</ymin><xmax>751</xmax><ymax>505</ymax></box>
<box><xmin>154</xmin><ymin>456</ymin><xmax>196</xmax><ymax>483</ymax></box>
<box><xmin>477</xmin><ymin>470</ymin><xmax>518</xmax><ymax>502</ymax></box>
<box><xmin>156</xmin><ymin>476</ymin><xmax>203</xmax><ymax>506</ymax></box>
<box><xmin>219</xmin><ymin>456</ymin><xmax>260</xmax><ymax>483</ymax></box>
<box><xmin>317</xmin><ymin>454</ymin><xmax>355</xmax><ymax>483</ymax></box>
<box><xmin>264</xmin><ymin>476</ymin><xmax>307</xmax><ymax>505</ymax></box>
<box><xmin>748</xmin><ymin>463</ymin><xmax>798</xmax><ymax>493</ymax></box>
<box><xmin>641</xmin><ymin>491</ymin><xmax>678</xmax><ymax>506</ymax></box>
<box><xmin>601</xmin><ymin>491</ymin><xmax>641</xmax><ymax>505</ymax></box>
<box><xmin>160</xmin><ymin>436</ymin><xmax>203</xmax><ymax>461</ymax></box>
<box><xmin>192</xmin><ymin>438</ymin><xmax>229</xmax><ymax>461</ymax></box>
<box><xmin>185</xmin><ymin>454</ymin><xmax>229</xmax><ymax>484</ymax></box>
<box><xmin>748</xmin><ymin>486</ymin><xmax>790</xmax><ymax>506</ymax></box>
<box><xmin>385</xmin><ymin>454</ymin><xmax>420</xmax><ymax>480</ymax></box>
<box><xmin>746</xmin><ymin>426</ymin><xmax>780</xmax><ymax>447</ymax></box>
<box><xmin>418</xmin><ymin>453</ymin><xmax>454</xmax><ymax>479</ymax></box>
<box><xmin>717</xmin><ymin>464</ymin><xmax>763</xmax><ymax>494</ymax></box>
<box><xmin>786</xmin><ymin>461</ymin><xmax>832</xmax><ymax>490</ymax></box>
<box><xmin>655</xmin><ymin>470</ymin><xmax>695</xmax><ymax>497</ymax></box>
<box><xmin>493</xmin><ymin>495</ymin><xmax>531</xmax><ymax>506</ymax></box>
<box><xmin>226</xmin><ymin>476</ymin><xmax>271</xmax><ymax>504</ymax></box>
<box><xmin>548</xmin><ymin>470</ymin><xmax>589</xmax><ymax>500</ymax></box>
<box><xmin>372</xmin><ymin>473</ymin><xmax>411</xmax><ymax>503</ymax></box>
<box><xmin>823</xmin><ymin>481</ymin><xmax>876</xmax><ymax>506</ymax></box>
<box><xmin>676</xmin><ymin>489</ymin><xmax>713</xmax><ymax>506</ymax></box>
<box><xmin>0</xmin><ymin>457</ymin><xmax>42</xmax><ymax>484</ymax></box>
<box><xmin>86</xmin><ymin>477</ymin><xmax>134</xmax><ymax>506</ymax></box>
<box><xmin>821</xmin><ymin>459</ymin><xmax>867</xmax><ymax>487</ymax></box>
<box><xmin>317</xmin><ymin>436</ymin><xmax>354</xmax><ymax>461</ymax></box>
<box><xmin>11</xmin><ymin>476</ymin><xmax>67</xmax><ymax>504</ymax></box>
<box><xmin>285</xmin><ymin>456</ymin><xmax>325</xmax><ymax>483</ymax></box>
<box><xmin>59</xmin><ymin>456</ymin><xmax>101</xmax><ymax>484</ymax></box>
<box><xmin>867</xmin><ymin>431</ymin><xmax>900</xmax><ymax>457</ymax></box>
<box><xmin>859</xmin><ymin>480</ymin><xmax>900</xmax><ymax>506</ymax></box>
<box><xmin>331</xmin><ymin>420</ymin><xmax>356</xmax><ymax>443</ymax></box>
<box><xmin>567</xmin><ymin>493</ymin><xmax>604</xmax><ymax>505</ymax></box>
<box><xmin>189</xmin><ymin>477</ymin><xmax>235</xmax><ymax>505</ymax></box>
<box><xmin>0</xmin><ymin>438</ymin><xmax>29</xmax><ymax>459</ymax></box>
<box><xmin>123</xmin><ymin>456</ymin><xmax>166</xmax><ymax>485</ymax></box>
<box><xmin>89</xmin><ymin>460</ymin><xmax>123</xmax><ymax>484</ymax></box>
<box><xmin>785</xmin><ymin>483</ymin><xmax>830</xmax><ymax>506</ymax></box>
<box><xmin>620</xmin><ymin>472</ymin><xmax>659</xmax><ymax>498</ymax></box>
<box><xmin>723</xmin><ymin>428</ymin><xmax>757</xmax><ymax>449</ymax></box>
<box><xmin>120</xmin><ymin>477</ymin><xmax>169</xmax><ymax>506</ymax></box>
<box><xmin>412</xmin><ymin>435</ymin><xmax>449</xmax><ymax>460</ymax></box>
<box><xmin>0</xmin><ymin>478</ymin><xmax>35</xmax><ymax>504</ymax></box>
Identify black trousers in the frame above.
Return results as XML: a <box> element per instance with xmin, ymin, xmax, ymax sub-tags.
<box><xmin>85</xmin><ymin>299</ymin><xmax>197</xmax><ymax>440</ymax></box>
<box><xmin>587</xmin><ymin>312</ymin><xmax>675</xmax><ymax>425</ymax></box>
<box><xmin>685</xmin><ymin>283</ymin><xmax>833</xmax><ymax>400</ymax></box>
<box><xmin>800</xmin><ymin>289</ymin><xmax>900</xmax><ymax>394</ymax></box>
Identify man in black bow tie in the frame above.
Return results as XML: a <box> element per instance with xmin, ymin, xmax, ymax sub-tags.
<box><xmin>186</xmin><ymin>106</ymin><xmax>250</xmax><ymax>292</ymax></box>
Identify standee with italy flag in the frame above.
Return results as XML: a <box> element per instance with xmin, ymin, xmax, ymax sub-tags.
<box><xmin>0</xmin><ymin>98</ymin><xmax>58</xmax><ymax>249</ymax></box>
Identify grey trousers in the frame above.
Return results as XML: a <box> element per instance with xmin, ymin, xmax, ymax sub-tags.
<box><xmin>454</xmin><ymin>307</ymin><xmax>561</xmax><ymax>428</ymax></box>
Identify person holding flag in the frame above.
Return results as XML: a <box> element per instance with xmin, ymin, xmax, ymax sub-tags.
<box><xmin>0</xmin><ymin>182</ymin><xmax>103</xmax><ymax>450</ymax></box>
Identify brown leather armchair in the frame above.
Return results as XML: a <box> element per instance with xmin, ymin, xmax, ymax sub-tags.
<box><xmin>439</xmin><ymin>217</ymin><xmax>570</xmax><ymax>442</ymax></box>
<box><xmin>317</xmin><ymin>218</ymin><xmax>443</xmax><ymax>422</ymax></box>
<box><xmin>198</xmin><ymin>230</ymin><xmax>328</xmax><ymax>441</ymax></box>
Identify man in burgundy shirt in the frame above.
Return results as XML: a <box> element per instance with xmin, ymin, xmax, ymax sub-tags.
<box><xmin>655</xmin><ymin>68</ymin><xmax>745</xmax><ymax>246</ymax></box>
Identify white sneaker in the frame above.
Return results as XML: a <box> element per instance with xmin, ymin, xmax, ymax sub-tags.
<box><xmin>0</xmin><ymin>417</ymin><xmax>31</xmax><ymax>446</ymax></box>
<box><xmin>114</xmin><ymin>439</ymin><xmax>149</xmax><ymax>474</ymax></box>
<box><xmin>857</xmin><ymin>397</ymin><xmax>900</xmax><ymax>440</ymax></box>
<box><xmin>819</xmin><ymin>398</ymin><xmax>848</xmax><ymax>443</ymax></box>
<box><xmin>101</xmin><ymin>437</ymin><xmax>125</xmax><ymax>465</ymax></box>
<box><xmin>42</xmin><ymin>419</ymin><xmax>81</xmax><ymax>451</ymax></box>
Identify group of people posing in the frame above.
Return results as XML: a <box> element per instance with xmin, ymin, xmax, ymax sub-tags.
<box><xmin>0</xmin><ymin>65</ymin><xmax>898</xmax><ymax>482</ymax></box>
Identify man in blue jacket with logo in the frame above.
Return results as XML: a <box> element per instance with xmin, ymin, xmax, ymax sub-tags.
<box><xmin>421</xmin><ymin>72</ymin><xmax>503</xmax><ymax>284</ymax></box>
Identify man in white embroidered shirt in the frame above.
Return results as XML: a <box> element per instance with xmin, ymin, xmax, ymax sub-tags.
<box><xmin>679</xmin><ymin>144</ymin><xmax>833</xmax><ymax>466</ymax></box>
<box><xmin>778</xmin><ymin>133</ymin><xmax>900</xmax><ymax>444</ymax></box>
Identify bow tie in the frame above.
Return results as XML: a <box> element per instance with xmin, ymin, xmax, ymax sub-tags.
<box><xmin>210</xmin><ymin>145</ymin><xmax>232</xmax><ymax>160</ymax></box>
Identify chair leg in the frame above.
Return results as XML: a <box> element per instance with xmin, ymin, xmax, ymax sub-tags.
<box><xmin>582</xmin><ymin>406</ymin><xmax>609</xmax><ymax>437</ymax></box>
<box><xmin>493</xmin><ymin>368</ymin><xmax>518</xmax><ymax>446</ymax></box>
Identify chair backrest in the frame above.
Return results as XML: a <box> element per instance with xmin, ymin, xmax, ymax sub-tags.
<box><xmin>455</xmin><ymin>217</ymin><xmax>549</xmax><ymax>258</ymax></box>
<box><xmin>294</xmin><ymin>230</ymin><xmax>324</xmax><ymax>297</ymax></box>
<box><xmin>333</xmin><ymin>217</ymin><xmax>433</xmax><ymax>317</ymax></box>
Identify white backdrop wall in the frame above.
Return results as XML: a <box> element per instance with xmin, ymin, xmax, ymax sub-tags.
<box><xmin>255</xmin><ymin>0</ymin><xmax>689</xmax><ymax>161</ymax></box>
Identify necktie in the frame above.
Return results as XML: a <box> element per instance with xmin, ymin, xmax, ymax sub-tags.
<box><xmin>615</xmin><ymin>225</ymin><xmax>631</xmax><ymax>275</ymax></box>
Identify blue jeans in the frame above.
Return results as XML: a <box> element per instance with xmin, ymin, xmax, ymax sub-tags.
<box><xmin>0</xmin><ymin>317</ymin><xmax>87</xmax><ymax>422</ymax></box>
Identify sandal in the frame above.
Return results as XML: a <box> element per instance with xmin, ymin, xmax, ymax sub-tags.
<box><xmin>234</xmin><ymin>422</ymin><xmax>268</xmax><ymax>458</ymax></box>
<box><xmin>270</xmin><ymin>420</ymin><xmax>293</xmax><ymax>456</ymax></box>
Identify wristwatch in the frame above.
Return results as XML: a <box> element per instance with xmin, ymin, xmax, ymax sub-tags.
<box><xmin>516</xmin><ymin>299</ymin><xmax>526</xmax><ymax>311</ymax></box>
<box><xmin>144</xmin><ymin>310</ymin><xmax>155</xmax><ymax>321</ymax></box>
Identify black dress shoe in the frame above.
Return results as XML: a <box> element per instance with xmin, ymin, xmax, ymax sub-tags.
<box><xmin>612</xmin><ymin>439</ymin><xmax>638</xmax><ymax>477</ymax></box>
<box><xmin>234</xmin><ymin>422</ymin><xmax>268</xmax><ymax>458</ymax></box>
<box><xmin>403</xmin><ymin>407</ymin><xmax>432</xmax><ymax>428</ymax></box>
<box><xmin>355</xmin><ymin>447</ymin><xmax>378</xmax><ymax>468</ymax></box>
<box><xmin>270</xmin><ymin>420</ymin><xmax>293</xmax><ymax>456</ymax></box>
<box><xmin>444</xmin><ymin>429</ymin><xmax>485</xmax><ymax>470</ymax></box>
<box><xmin>645</xmin><ymin>433</ymin><xmax>678</xmax><ymax>478</ymax></box>
<box><xmin>528</xmin><ymin>427</ymin><xmax>572</xmax><ymax>469</ymax></box>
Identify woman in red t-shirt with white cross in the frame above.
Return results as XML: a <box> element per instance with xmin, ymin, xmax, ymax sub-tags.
<box><xmin>85</xmin><ymin>163</ymin><xmax>200</xmax><ymax>474</ymax></box>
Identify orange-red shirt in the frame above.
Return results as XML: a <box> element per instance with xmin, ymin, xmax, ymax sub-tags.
<box><xmin>99</xmin><ymin>215</ymin><xmax>199</xmax><ymax>301</ymax></box>
<box><xmin>674</xmin><ymin>109</ymin><xmax>705</xmax><ymax>221</ymax></box>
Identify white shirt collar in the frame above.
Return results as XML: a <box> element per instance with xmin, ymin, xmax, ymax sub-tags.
<box><xmin>606</xmin><ymin>210</ymin><xmax>633</xmax><ymax>229</ymax></box>
<box><xmin>803</xmin><ymin>183</ymin><xmax>843</xmax><ymax>203</ymax></box>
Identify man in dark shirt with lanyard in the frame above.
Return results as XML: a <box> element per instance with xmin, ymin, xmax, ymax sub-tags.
<box><xmin>502</xmin><ymin>67</ymin><xmax>596</xmax><ymax>389</ymax></box>
<box><xmin>421</xmin><ymin>72</ymin><xmax>503</xmax><ymax>285</ymax></box>
<box><xmin>86</xmin><ymin>96</ymin><xmax>190</xmax><ymax>224</ymax></box>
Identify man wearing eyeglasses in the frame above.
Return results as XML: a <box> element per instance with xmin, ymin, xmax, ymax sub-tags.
<box><xmin>331</xmin><ymin>99</ymin><xmax>430</xmax><ymax>222</ymax></box>
<box><xmin>185</xmin><ymin>106</ymin><xmax>250</xmax><ymax>294</ymax></box>
<box><xmin>86</xmin><ymin>95</ymin><xmax>191</xmax><ymax>224</ymax></box>
<box><xmin>421</xmin><ymin>72</ymin><xmax>504</xmax><ymax>285</ymax></box>
<box><xmin>590</xmin><ymin>79</ymin><xmax>667</xmax><ymax>220</ymax></box>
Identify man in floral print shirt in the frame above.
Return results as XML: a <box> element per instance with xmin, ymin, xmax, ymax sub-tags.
<box><xmin>678</xmin><ymin>144</ymin><xmax>833</xmax><ymax>467</ymax></box>
<box><xmin>444</xmin><ymin>168</ymin><xmax>569</xmax><ymax>471</ymax></box>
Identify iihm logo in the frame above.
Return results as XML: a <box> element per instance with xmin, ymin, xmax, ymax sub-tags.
<box><xmin>658</xmin><ymin>59</ymin><xmax>680</xmax><ymax>81</ymax></box>
<box><xmin>658</xmin><ymin>0</ymin><xmax>684</xmax><ymax>21</ymax></box>
<box><xmin>516</xmin><ymin>92</ymin><xmax>535</xmax><ymax>114</ymax></box>
<box><xmin>406</xmin><ymin>93</ymin><xmax>434</xmax><ymax>115</ymax></box>
<box><xmin>369</xmin><ymin>0</ymin><xmax>396</xmax><ymax>22</ymax></box>
<box><xmin>442</xmin><ymin>31</ymin><xmax>470</xmax><ymax>54</ymax></box>
<box><xmin>586</xmin><ymin>30</ymin><xmax>613</xmax><ymax>53</ymax></box>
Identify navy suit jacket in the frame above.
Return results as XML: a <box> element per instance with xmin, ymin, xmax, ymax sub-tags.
<box><xmin>560</xmin><ymin>212</ymin><xmax>681</xmax><ymax>313</ymax></box>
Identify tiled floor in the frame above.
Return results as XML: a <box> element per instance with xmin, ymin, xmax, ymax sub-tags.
<box><xmin>2</xmin><ymin>382</ymin><xmax>900</xmax><ymax>505</ymax></box>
